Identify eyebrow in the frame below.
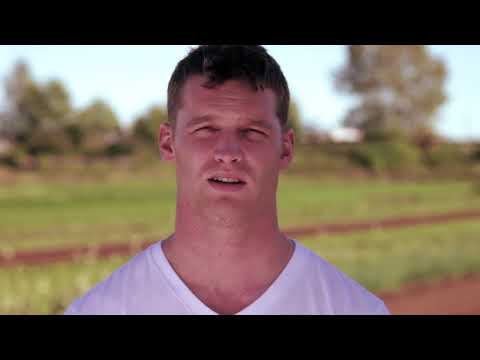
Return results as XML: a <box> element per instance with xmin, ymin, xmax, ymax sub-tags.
<box><xmin>186</xmin><ymin>116</ymin><xmax>273</xmax><ymax>130</ymax></box>
<box><xmin>247</xmin><ymin>119</ymin><xmax>273</xmax><ymax>130</ymax></box>
<box><xmin>186</xmin><ymin>116</ymin><xmax>213</xmax><ymax>128</ymax></box>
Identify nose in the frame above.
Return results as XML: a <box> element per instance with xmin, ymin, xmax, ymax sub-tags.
<box><xmin>213</xmin><ymin>133</ymin><xmax>243</xmax><ymax>164</ymax></box>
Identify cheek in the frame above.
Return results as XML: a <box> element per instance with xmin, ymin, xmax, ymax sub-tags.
<box><xmin>244</xmin><ymin>135</ymin><xmax>281</xmax><ymax>154</ymax></box>
<box><xmin>246</xmin><ymin>144</ymin><xmax>282</xmax><ymax>177</ymax></box>
<box><xmin>174</xmin><ymin>139</ymin><xmax>212</xmax><ymax>174</ymax></box>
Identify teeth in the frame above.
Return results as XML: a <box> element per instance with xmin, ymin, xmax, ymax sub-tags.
<box><xmin>213</xmin><ymin>177</ymin><xmax>241</xmax><ymax>183</ymax></box>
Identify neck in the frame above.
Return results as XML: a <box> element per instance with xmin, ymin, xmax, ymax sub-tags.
<box><xmin>162</xmin><ymin>200</ymin><xmax>293</xmax><ymax>289</ymax></box>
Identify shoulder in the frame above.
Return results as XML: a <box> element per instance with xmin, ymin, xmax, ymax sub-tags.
<box><xmin>64</xmin><ymin>242</ymin><xmax>160</xmax><ymax>315</ymax></box>
<box><xmin>294</xmin><ymin>242</ymin><xmax>390</xmax><ymax>315</ymax></box>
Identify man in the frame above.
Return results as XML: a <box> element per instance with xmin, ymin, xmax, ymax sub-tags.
<box><xmin>65</xmin><ymin>45</ymin><xmax>390</xmax><ymax>315</ymax></box>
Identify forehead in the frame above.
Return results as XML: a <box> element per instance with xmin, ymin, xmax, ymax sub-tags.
<box><xmin>178</xmin><ymin>75</ymin><xmax>278</xmax><ymax>123</ymax></box>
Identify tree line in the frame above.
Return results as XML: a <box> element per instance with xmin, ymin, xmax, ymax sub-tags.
<box><xmin>0</xmin><ymin>45</ymin><xmax>450</xmax><ymax>167</ymax></box>
<box><xmin>0</xmin><ymin>61</ymin><xmax>305</xmax><ymax>160</ymax></box>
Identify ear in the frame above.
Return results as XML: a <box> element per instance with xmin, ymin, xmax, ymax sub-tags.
<box><xmin>158</xmin><ymin>122</ymin><xmax>175</xmax><ymax>161</ymax></box>
<box><xmin>280</xmin><ymin>128</ymin><xmax>295</xmax><ymax>170</ymax></box>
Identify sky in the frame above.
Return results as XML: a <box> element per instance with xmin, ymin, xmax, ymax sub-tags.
<box><xmin>0</xmin><ymin>45</ymin><xmax>478</xmax><ymax>141</ymax></box>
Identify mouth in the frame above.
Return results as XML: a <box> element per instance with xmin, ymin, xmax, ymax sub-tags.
<box><xmin>207</xmin><ymin>176</ymin><xmax>247</xmax><ymax>191</ymax></box>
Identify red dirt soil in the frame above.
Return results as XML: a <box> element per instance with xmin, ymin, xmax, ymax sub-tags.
<box><xmin>378</xmin><ymin>273</ymin><xmax>480</xmax><ymax>315</ymax></box>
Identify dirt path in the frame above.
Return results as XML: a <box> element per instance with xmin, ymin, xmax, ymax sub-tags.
<box><xmin>2</xmin><ymin>208</ymin><xmax>480</xmax><ymax>268</ymax></box>
<box><xmin>284</xmin><ymin>209</ymin><xmax>480</xmax><ymax>238</ymax></box>
<box><xmin>378</xmin><ymin>273</ymin><xmax>480</xmax><ymax>315</ymax></box>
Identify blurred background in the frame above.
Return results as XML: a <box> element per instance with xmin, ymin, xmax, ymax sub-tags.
<box><xmin>0</xmin><ymin>45</ymin><xmax>479</xmax><ymax>315</ymax></box>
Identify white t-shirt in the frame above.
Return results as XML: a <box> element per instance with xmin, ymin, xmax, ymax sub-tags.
<box><xmin>64</xmin><ymin>240</ymin><xmax>390</xmax><ymax>315</ymax></box>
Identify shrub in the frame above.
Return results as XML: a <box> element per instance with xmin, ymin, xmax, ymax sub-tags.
<box><xmin>103</xmin><ymin>141</ymin><xmax>134</xmax><ymax>158</ymax></box>
<box><xmin>26</xmin><ymin>129</ymin><xmax>72</xmax><ymax>156</ymax></box>
<box><xmin>348</xmin><ymin>141</ymin><xmax>423</xmax><ymax>175</ymax></box>
<box><xmin>289</xmin><ymin>143</ymin><xmax>354</xmax><ymax>175</ymax></box>
<box><xmin>423</xmin><ymin>143</ymin><xmax>467</xmax><ymax>168</ymax></box>
<box><xmin>0</xmin><ymin>146</ymin><xmax>28</xmax><ymax>169</ymax></box>
<box><xmin>469</xmin><ymin>143</ymin><xmax>480</xmax><ymax>162</ymax></box>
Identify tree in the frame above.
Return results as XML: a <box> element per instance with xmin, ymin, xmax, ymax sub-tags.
<box><xmin>2</xmin><ymin>61</ymin><xmax>75</xmax><ymax>153</ymax></box>
<box><xmin>42</xmin><ymin>80</ymin><xmax>72</xmax><ymax>125</ymax></box>
<box><xmin>335</xmin><ymin>45</ymin><xmax>447</xmax><ymax>139</ymax></box>
<box><xmin>73</xmin><ymin>99</ymin><xmax>120</xmax><ymax>134</ymax></box>
<box><xmin>132</xmin><ymin>105</ymin><xmax>168</xmax><ymax>144</ymax></box>
<box><xmin>288</xmin><ymin>98</ymin><xmax>305</xmax><ymax>143</ymax></box>
<box><xmin>3</xmin><ymin>61</ymin><xmax>73</xmax><ymax>135</ymax></box>
<box><xmin>0</xmin><ymin>111</ymin><xmax>17</xmax><ymax>140</ymax></box>
<box><xmin>18</xmin><ymin>80</ymin><xmax>72</xmax><ymax>130</ymax></box>
<box><xmin>5</xmin><ymin>61</ymin><xmax>31</xmax><ymax>111</ymax></box>
<box><xmin>2</xmin><ymin>61</ymin><xmax>35</xmax><ymax>139</ymax></box>
<box><xmin>68</xmin><ymin>99</ymin><xmax>121</xmax><ymax>151</ymax></box>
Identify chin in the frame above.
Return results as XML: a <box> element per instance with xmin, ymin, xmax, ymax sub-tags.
<box><xmin>203</xmin><ymin>195</ymin><xmax>253</xmax><ymax>209</ymax></box>
<box><xmin>202</xmin><ymin>206</ymin><xmax>252</xmax><ymax>227</ymax></box>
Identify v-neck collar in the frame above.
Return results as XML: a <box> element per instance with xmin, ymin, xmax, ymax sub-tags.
<box><xmin>150</xmin><ymin>239</ymin><xmax>303</xmax><ymax>315</ymax></box>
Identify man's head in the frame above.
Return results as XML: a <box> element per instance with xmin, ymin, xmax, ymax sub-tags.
<box><xmin>167</xmin><ymin>45</ymin><xmax>291</xmax><ymax>132</ymax></box>
<box><xmin>159</xmin><ymin>45</ymin><xmax>294</xmax><ymax>225</ymax></box>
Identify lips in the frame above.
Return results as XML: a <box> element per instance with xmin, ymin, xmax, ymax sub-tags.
<box><xmin>206</xmin><ymin>173</ymin><xmax>247</xmax><ymax>192</ymax></box>
<box><xmin>207</xmin><ymin>174</ymin><xmax>246</xmax><ymax>185</ymax></box>
<box><xmin>207</xmin><ymin>179</ymin><xmax>247</xmax><ymax>193</ymax></box>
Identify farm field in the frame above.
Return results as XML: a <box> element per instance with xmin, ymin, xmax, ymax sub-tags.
<box><xmin>2</xmin><ymin>169</ymin><xmax>479</xmax><ymax>252</ymax></box>
<box><xmin>1</xmin><ymin>168</ymin><xmax>480</xmax><ymax>314</ymax></box>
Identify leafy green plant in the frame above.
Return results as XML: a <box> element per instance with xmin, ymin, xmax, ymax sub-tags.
<box><xmin>348</xmin><ymin>141</ymin><xmax>422</xmax><ymax>175</ymax></box>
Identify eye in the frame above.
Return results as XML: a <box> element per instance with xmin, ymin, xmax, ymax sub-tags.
<box><xmin>244</xmin><ymin>128</ymin><xmax>267</xmax><ymax>140</ymax></box>
<box><xmin>194</xmin><ymin>127</ymin><xmax>218</xmax><ymax>136</ymax></box>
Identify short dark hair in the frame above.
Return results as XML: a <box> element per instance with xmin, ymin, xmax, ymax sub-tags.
<box><xmin>167</xmin><ymin>45</ymin><xmax>290</xmax><ymax>130</ymax></box>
